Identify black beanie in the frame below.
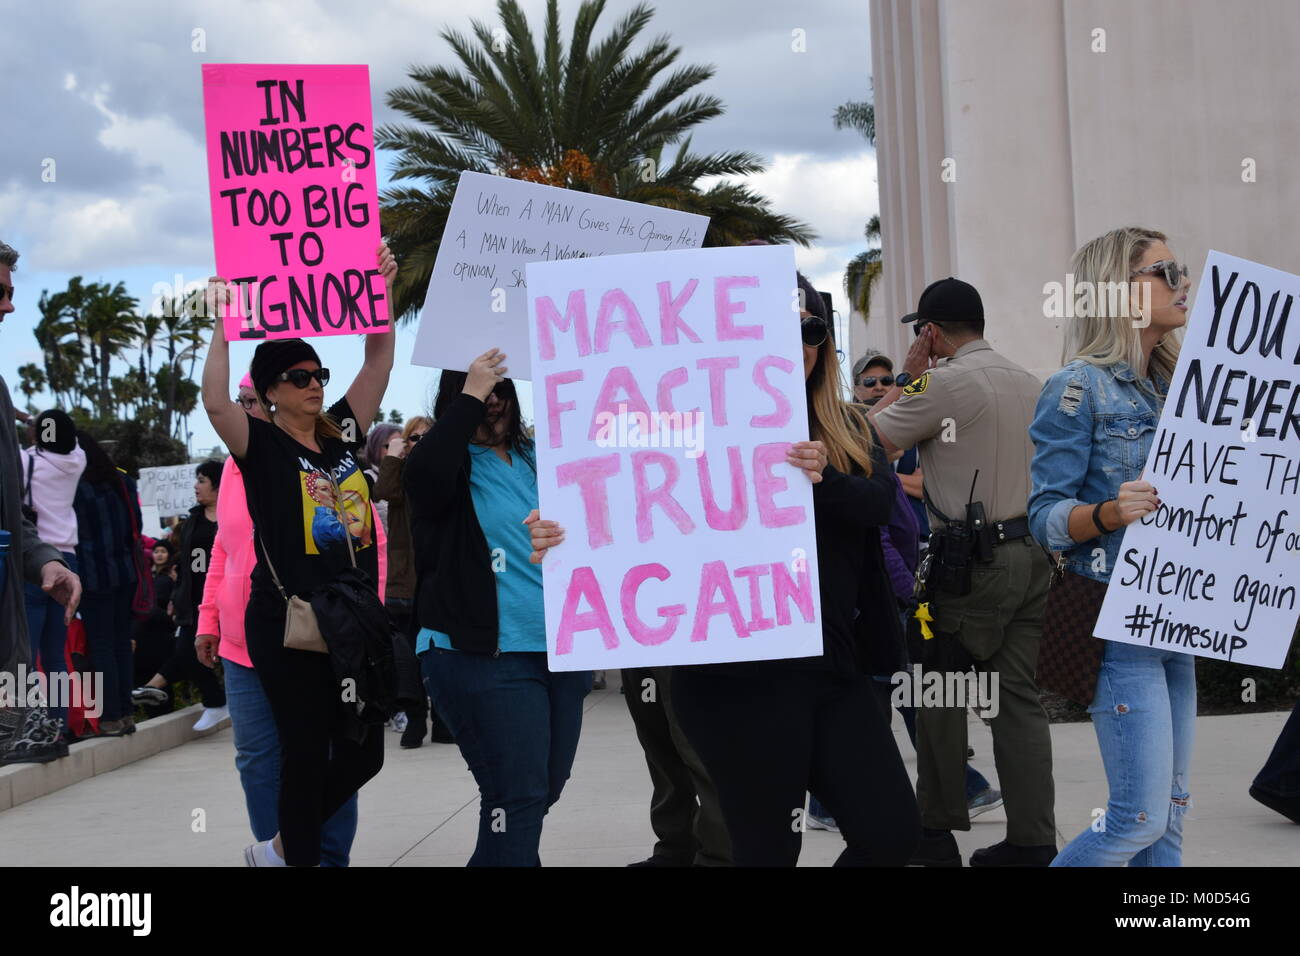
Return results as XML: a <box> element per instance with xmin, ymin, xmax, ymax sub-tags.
<box><xmin>249</xmin><ymin>338</ymin><xmax>322</xmax><ymax>404</ymax></box>
<box><xmin>34</xmin><ymin>409</ymin><xmax>77</xmax><ymax>455</ymax></box>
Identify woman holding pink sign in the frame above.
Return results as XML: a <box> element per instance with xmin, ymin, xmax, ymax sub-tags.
<box><xmin>200</xmin><ymin>243</ymin><xmax>397</xmax><ymax>868</ymax></box>
<box><xmin>530</xmin><ymin>274</ymin><xmax>922</xmax><ymax>867</ymax></box>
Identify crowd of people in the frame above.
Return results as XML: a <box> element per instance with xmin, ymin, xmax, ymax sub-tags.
<box><xmin>0</xmin><ymin>228</ymin><xmax>1297</xmax><ymax>867</ymax></box>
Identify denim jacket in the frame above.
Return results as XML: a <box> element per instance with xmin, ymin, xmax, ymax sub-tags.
<box><xmin>1028</xmin><ymin>359</ymin><xmax>1169</xmax><ymax>583</ymax></box>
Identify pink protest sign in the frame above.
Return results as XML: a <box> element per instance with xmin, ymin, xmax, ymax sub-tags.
<box><xmin>202</xmin><ymin>64</ymin><xmax>388</xmax><ymax>340</ymax></box>
<box><xmin>527</xmin><ymin>245</ymin><xmax>824</xmax><ymax>671</ymax></box>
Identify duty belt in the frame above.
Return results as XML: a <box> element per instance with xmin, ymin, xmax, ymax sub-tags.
<box><xmin>991</xmin><ymin>515</ymin><xmax>1031</xmax><ymax>545</ymax></box>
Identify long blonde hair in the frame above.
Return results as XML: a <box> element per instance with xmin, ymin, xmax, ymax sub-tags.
<box><xmin>257</xmin><ymin>396</ymin><xmax>344</xmax><ymax>441</ymax></box>
<box><xmin>1063</xmin><ymin>226</ymin><xmax>1182</xmax><ymax>387</ymax></box>
<box><xmin>806</xmin><ymin>330</ymin><xmax>874</xmax><ymax>477</ymax></box>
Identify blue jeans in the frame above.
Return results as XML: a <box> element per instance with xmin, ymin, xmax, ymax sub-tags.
<box><xmin>422</xmin><ymin>649</ymin><xmax>591</xmax><ymax>866</ymax></box>
<box><xmin>25</xmin><ymin>552</ymin><xmax>77</xmax><ymax>729</ymax></box>
<box><xmin>224</xmin><ymin>659</ymin><xmax>358</xmax><ymax>867</ymax></box>
<box><xmin>1052</xmin><ymin>641</ymin><xmax>1196</xmax><ymax>867</ymax></box>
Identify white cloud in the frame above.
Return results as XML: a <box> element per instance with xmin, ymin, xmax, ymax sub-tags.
<box><xmin>745</xmin><ymin>151</ymin><xmax>878</xmax><ymax>247</ymax></box>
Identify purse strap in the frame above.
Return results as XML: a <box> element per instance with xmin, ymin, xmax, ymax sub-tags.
<box><xmin>24</xmin><ymin>451</ymin><xmax>35</xmax><ymax>512</ymax></box>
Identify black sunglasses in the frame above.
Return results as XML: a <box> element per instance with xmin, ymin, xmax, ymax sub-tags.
<box><xmin>800</xmin><ymin>316</ymin><xmax>830</xmax><ymax>348</ymax></box>
<box><xmin>858</xmin><ymin>375</ymin><xmax>895</xmax><ymax>388</ymax></box>
<box><xmin>233</xmin><ymin>396</ymin><xmax>257</xmax><ymax>410</ymax></box>
<box><xmin>0</xmin><ymin>284</ymin><xmax>13</xmax><ymax>304</ymax></box>
<box><xmin>278</xmin><ymin>367</ymin><xmax>330</xmax><ymax>389</ymax></box>
<box><xmin>1131</xmin><ymin>259</ymin><xmax>1190</xmax><ymax>290</ymax></box>
<box><xmin>407</xmin><ymin>433</ymin><xmax>423</xmax><ymax>443</ymax></box>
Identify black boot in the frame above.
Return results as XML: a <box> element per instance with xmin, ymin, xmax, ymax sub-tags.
<box><xmin>401</xmin><ymin>712</ymin><xmax>427</xmax><ymax>749</ymax></box>
<box><xmin>969</xmin><ymin>840</ymin><xmax>1057</xmax><ymax>867</ymax></box>
<box><xmin>908</xmin><ymin>828</ymin><xmax>962</xmax><ymax>867</ymax></box>
<box><xmin>429</xmin><ymin>708</ymin><xmax>455</xmax><ymax>744</ymax></box>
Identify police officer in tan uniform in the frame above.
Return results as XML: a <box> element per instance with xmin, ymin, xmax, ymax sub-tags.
<box><xmin>870</xmin><ymin>278</ymin><xmax>1056</xmax><ymax>867</ymax></box>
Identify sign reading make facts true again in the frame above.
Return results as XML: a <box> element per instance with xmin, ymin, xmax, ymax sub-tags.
<box><xmin>528</xmin><ymin>245</ymin><xmax>823</xmax><ymax>671</ymax></box>
<box><xmin>1095</xmin><ymin>251</ymin><xmax>1300</xmax><ymax>668</ymax></box>
<box><xmin>201</xmin><ymin>64</ymin><xmax>388</xmax><ymax>341</ymax></box>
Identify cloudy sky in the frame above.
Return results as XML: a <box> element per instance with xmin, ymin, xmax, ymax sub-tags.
<box><xmin>2</xmin><ymin>0</ymin><xmax>876</xmax><ymax>453</ymax></box>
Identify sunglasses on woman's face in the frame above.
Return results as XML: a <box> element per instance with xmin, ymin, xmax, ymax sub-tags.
<box><xmin>233</xmin><ymin>396</ymin><xmax>257</xmax><ymax>410</ymax></box>
<box><xmin>858</xmin><ymin>375</ymin><xmax>895</xmax><ymax>388</ymax></box>
<box><xmin>0</xmin><ymin>283</ymin><xmax>14</xmax><ymax>304</ymax></box>
<box><xmin>277</xmin><ymin>367</ymin><xmax>330</xmax><ymax>388</ymax></box>
<box><xmin>801</xmin><ymin>315</ymin><xmax>830</xmax><ymax>348</ymax></box>
<box><xmin>1130</xmin><ymin>259</ymin><xmax>1190</xmax><ymax>290</ymax></box>
<box><xmin>407</xmin><ymin>433</ymin><xmax>425</xmax><ymax>443</ymax></box>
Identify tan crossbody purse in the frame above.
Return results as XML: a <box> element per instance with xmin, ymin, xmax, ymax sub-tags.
<box><xmin>260</xmin><ymin>476</ymin><xmax>359</xmax><ymax>654</ymax></box>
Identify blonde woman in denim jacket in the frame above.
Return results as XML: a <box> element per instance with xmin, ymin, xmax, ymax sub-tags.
<box><xmin>1029</xmin><ymin>227</ymin><xmax>1195</xmax><ymax>866</ymax></box>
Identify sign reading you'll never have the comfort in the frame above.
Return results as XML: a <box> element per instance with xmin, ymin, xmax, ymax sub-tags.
<box><xmin>1095</xmin><ymin>250</ymin><xmax>1300</xmax><ymax>668</ymax></box>
<box><xmin>412</xmin><ymin>171</ymin><xmax>709</xmax><ymax>380</ymax></box>
<box><xmin>202</xmin><ymin>63</ymin><xmax>388</xmax><ymax>341</ymax></box>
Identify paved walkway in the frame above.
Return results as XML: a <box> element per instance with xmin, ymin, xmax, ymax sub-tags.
<box><xmin>0</xmin><ymin>676</ymin><xmax>1293</xmax><ymax>866</ymax></box>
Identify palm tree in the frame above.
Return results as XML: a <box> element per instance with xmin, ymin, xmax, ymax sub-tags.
<box><xmin>16</xmin><ymin>363</ymin><xmax>45</xmax><ymax>413</ymax></box>
<box><xmin>378</xmin><ymin>0</ymin><xmax>813</xmax><ymax>319</ymax></box>
<box><xmin>82</xmin><ymin>282</ymin><xmax>140</xmax><ymax>411</ymax></box>
<box><xmin>834</xmin><ymin>97</ymin><xmax>883</xmax><ymax>321</ymax></box>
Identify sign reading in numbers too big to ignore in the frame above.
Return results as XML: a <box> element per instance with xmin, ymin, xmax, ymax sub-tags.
<box><xmin>1094</xmin><ymin>250</ymin><xmax>1300</xmax><ymax>668</ymax></box>
<box><xmin>528</xmin><ymin>244</ymin><xmax>823</xmax><ymax>671</ymax></box>
<box><xmin>202</xmin><ymin>64</ymin><xmax>388</xmax><ymax>341</ymax></box>
<box><xmin>412</xmin><ymin>171</ymin><xmax>709</xmax><ymax>381</ymax></box>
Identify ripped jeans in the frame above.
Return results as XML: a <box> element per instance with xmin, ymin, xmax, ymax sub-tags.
<box><xmin>1052</xmin><ymin>641</ymin><xmax>1196</xmax><ymax>866</ymax></box>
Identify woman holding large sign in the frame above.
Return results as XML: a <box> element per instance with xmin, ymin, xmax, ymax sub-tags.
<box><xmin>1029</xmin><ymin>226</ymin><xmax>1193</xmax><ymax>866</ymax></box>
<box><xmin>200</xmin><ymin>243</ymin><xmax>397</xmax><ymax>868</ymax></box>
<box><xmin>531</xmin><ymin>275</ymin><xmax>922</xmax><ymax>866</ymax></box>
<box><xmin>405</xmin><ymin>349</ymin><xmax>593</xmax><ymax>867</ymax></box>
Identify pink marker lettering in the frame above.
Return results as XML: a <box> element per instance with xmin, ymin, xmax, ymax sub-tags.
<box><xmin>554</xmin><ymin>566</ymin><xmax>619</xmax><ymax>655</ymax></box>
<box><xmin>655</xmin><ymin>366</ymin><xmax>698</xmax><ymax>431</ymax></box>
<box><xmin>771</xmin><ymin>560</ymin><xmax>816</xmax><ymax>626</ymax></box>
<box><xmin>690</xmin><ymin>560</ymin><xmax>751</xmax><ymax>642</ymax></box>
<box><xmin>750</xmin><ymin>355</ymin><xmax>794</xmax><ymax>428</ymax></box>
<box><xmin>593</xmin><ymin>287</ymin><xmax>653</xmax><ymax>353</ymax></box>
<box><xmin>753</xmin><ymin>442</ymin><xmax>805</xmax><ymax>528</ymax></box>
<box><xmin>545</xmin><ymin>369</ymin><xmax>583</xmax><ymax>448</ymax></box>
<box><xmin>695</xmin><ymin>356</ymin><xmax>739</xmax><ymax>426</ymax></box>
<box><xmin>632</xmin><ymin>451</ymin><xmax>695</xmax><ymax>543</ymax></box>
<box><xmin>714</xmin><ymin>275</ymin><xmax>762</xmax><ymax>340</ymax></box>
<box><xmin>556</xmin><ymin>453</ymin><xmax>622</xmax><ymax>548</ymax></box>
<box><xmin>535</xmin><ymin>289</ymin><xmax>590</xmax><ymax>361</ymax></box>
<box><xmin>733</xmin><ymin>564</ymin><xmax>775</xmax><ymax>632</ymax></box>
<box><xmin>621</xmin><ymin>563</ymin><xmax>685</xmax><ymax>646</ymax></box>
<box><xmin>588</xmin><ymin>366</ymin><xmax>653</xmax><ymax>441</ymax></box>
<box><xmin>695</xmin><ymin>445</ymin><xmax>747</xmax><ymax>531</ymax></box>
<box><xmin>657</xmin><ymin>278</ymin><xmax>702</xmax><ymax>345</ymax></box>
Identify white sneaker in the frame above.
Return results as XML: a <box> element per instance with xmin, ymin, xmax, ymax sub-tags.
<box><xmin>390</xmin><ymin>711</ymin><xmax>408</xmax><ymax>734</ymax></box>
<box><xmin>243</xmin><ymin>840</ymin><xmax>286</xmax><ymax>867</ymax></box>
<box><xmin>193</xmin><ymin>706</ymin><xmax>230</xmax><ymax>732</ymax></box>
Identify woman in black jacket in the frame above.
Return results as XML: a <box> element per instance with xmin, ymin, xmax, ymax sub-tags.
<box><xmin>404</xmin><ymin>348</ymin><xmax>591</xmax><ymax>866</ymax></box>
<box><xmin>531</xmin><ymin>275</ymin><xmax>921</xmax><ymax>867</ymax></box>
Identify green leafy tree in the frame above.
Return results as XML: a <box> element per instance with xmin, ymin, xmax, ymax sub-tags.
<box><xmin>378</xmin><ymin>0</ymin><xmax>813</xmax><ymax>319</ymax></box>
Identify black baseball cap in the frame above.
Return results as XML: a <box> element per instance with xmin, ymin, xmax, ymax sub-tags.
<box><xmin>901</xmin><ymin>277</ymin><xmax>983</xmax><ymax>327</ymax></box>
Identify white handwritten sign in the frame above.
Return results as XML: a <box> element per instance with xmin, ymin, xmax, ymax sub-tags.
<box><xmin>528</xmin><ymin>244</ymin><xmax>822</xmax><ymax>671</ymax></box>
<box><xmin>411</xmin><ymin>171</ymin><xmax>708</xmax><ymax>380</ymax></box>
<box><xmin>1095</xmin><ymin>251</ymin><xmax>1300</xmax><ymax>667</ymax></box>
<box><xmin>138</xmin><ymin>464</ymin><xmax>198</xmax><ymax>519</ymax></box>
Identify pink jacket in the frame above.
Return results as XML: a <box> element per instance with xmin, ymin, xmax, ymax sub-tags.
<box><xmin>198</xmin><ymin>456</ymin><xmax>387</xmax><ymax>667</ymax></box>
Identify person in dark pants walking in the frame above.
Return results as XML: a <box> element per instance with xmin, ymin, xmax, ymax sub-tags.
<box><xmin>531</xmin><ymin>276</ymin><xmax>921</xmax><ymax>867</ymax></box>
<box><xmin>407</xmin><ymin>353</ymin><xmax>592</xmax><ymax>866</ymax></box>
<box><xmin>72</xmin><ymin>433</ymin><xmax>141</xmax><ymax>738</ymax></box>
<box><xmin>622</xmin><ymin>665</ymin><xmax>731</xmax><ymax>866</ymax></box>
<box><xmin>200</xmin><ymin>244</ymin><xmax>396</xmax><ymax>867</ymax></box>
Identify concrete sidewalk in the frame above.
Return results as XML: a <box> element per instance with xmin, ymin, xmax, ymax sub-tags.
<box><xmin>0</xmin><ymin>677</ymin><xmax>1294</xmax><ymax>866</ymax></box>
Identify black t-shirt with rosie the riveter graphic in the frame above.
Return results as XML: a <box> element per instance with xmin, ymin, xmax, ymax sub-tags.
<box><xmin>235</xmin><ymin>397</ymin><xmax>379</xmax><ymax>600</ymax></box>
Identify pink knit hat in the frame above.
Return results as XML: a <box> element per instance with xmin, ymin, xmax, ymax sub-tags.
<box><xmin>239</xmin><ymin>373</ymin><xmax>254</xmax><ymax>390</ymax></box>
